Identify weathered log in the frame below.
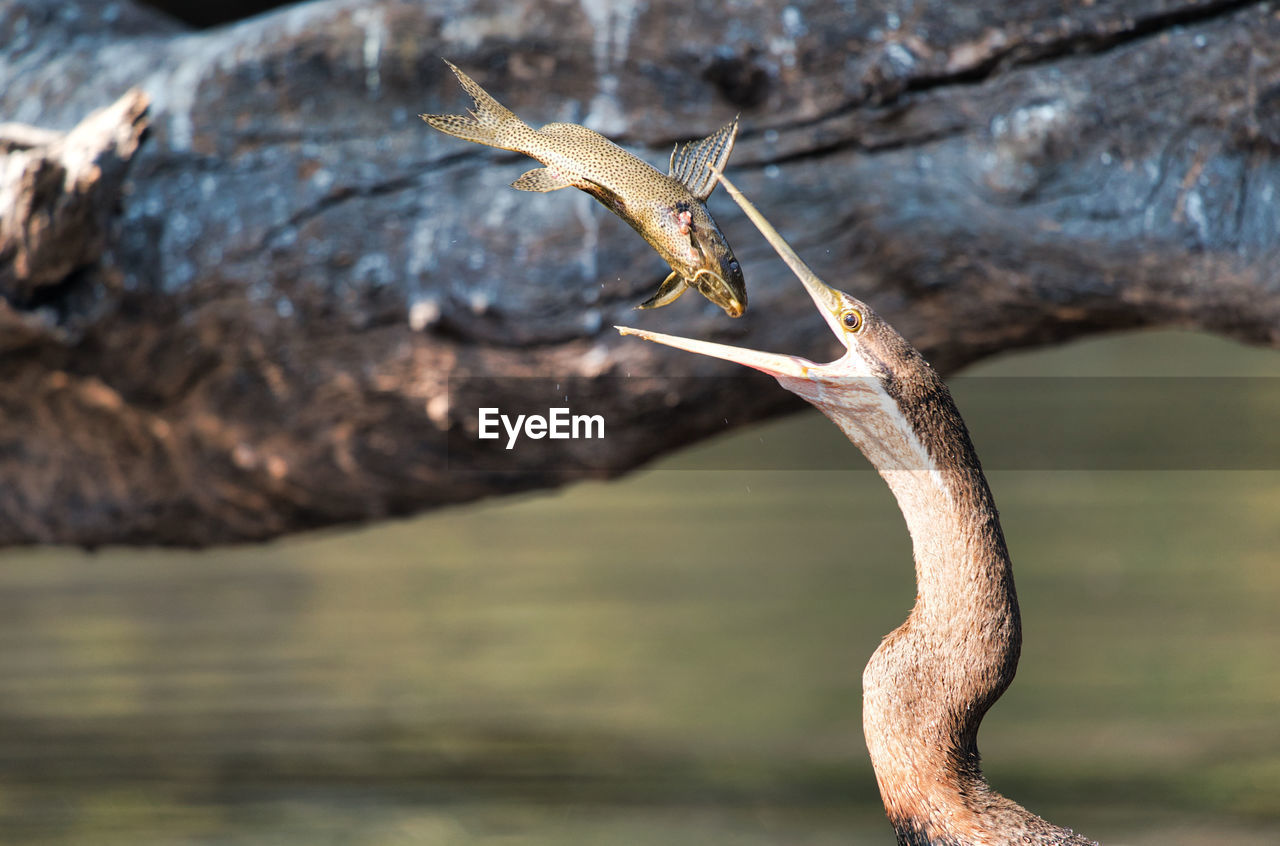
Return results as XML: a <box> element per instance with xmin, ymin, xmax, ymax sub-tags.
<box><xmin>1</xmin><ymin>0</ymin><xmax>1278</xmax><ymax>546</ymax></box>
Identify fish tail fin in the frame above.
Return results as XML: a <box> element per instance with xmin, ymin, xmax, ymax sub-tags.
<box><xmin>421</xmin><ymin>60</ymin><xmax>532</xmax><ymax>152</ymax></box>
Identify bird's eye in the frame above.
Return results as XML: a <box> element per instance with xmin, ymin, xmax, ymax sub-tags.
<box><xmin>842</xmin><ymin>309</ymin><xmax>864</xmax><ymax>332</ymax></box>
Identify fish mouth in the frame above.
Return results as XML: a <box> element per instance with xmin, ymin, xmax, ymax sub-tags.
<box><xmin>687</xmin><ymin>233</ymin><xmax>747</xmax><ymax>318</ymax></box>
<box><xmin>688</xmin><ymin>267</ymin><xmax>745</xmax><ymax>318</ymax></box>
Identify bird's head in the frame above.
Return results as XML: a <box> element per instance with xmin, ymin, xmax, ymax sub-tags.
<box><xmin>618</xmin><ymin>169</ymin><xmax>924</xmax><ymax>409</ymax></box>
<box><xmin>617</xmin><ymin>168</ymin><xmax>954</xmax><ymax>475</ymax></box>
<box><xmin>617</xmin><ymin>275</ymin><xmax>889</xmax><ymax>408</ymax></box>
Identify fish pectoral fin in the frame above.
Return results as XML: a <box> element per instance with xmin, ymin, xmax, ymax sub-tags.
<box><xmin>511</xmin><ymin>167</ymin><xmax>574</xmax><ymax>192</ymax></box>
<box><xmin>668</xmin><ymin>116</ymin><xmax>739</xmax><ymax>201</ymax></box>
<box><xmin>580</xmin><ymin>178</ymin><xmax>626</xmax><ymax>213</ymax></box>
<box><xmin>637</xmin><ymin>272</ymin><xmax>688</xmax><ymax>310</ymax></box>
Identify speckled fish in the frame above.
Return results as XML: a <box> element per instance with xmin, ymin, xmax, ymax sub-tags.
<box><xmin>421</xmin><ymin>60</ymin><xmax>747</xmax><ymax>317</ymax></box>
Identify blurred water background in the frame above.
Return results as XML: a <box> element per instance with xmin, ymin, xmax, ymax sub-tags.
<box><xmin>1</xmin><ymin>329</ymin><xmax>1278</xmax><ymax>845</ymax></box>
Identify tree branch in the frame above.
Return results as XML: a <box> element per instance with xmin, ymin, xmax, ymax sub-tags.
<box><xmin>1</xmin><ymin>0</ymin><xmax>1277</xmax><ymax>546</ymax></box>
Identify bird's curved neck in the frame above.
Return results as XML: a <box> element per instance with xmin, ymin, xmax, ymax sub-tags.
<box><xmin>876</xmin><ymin>466</ymin><xmax>1027</xmax><ymax>842</ymax></box>
<box><xmin>811</xmin><ymin>384</ymin><xmax>1058</xmax><ymax>843</ymax></box>
<box><xmin>880</xmin><ymin>463</ymin><xmax>1016</xmax><ymax>653</ymax></box>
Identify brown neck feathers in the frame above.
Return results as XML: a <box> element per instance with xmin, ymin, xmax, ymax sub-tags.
<box><xmin>816</xmin><ymin>369</ymin><xmax>1097</xmax><ymax>845</ymax></box>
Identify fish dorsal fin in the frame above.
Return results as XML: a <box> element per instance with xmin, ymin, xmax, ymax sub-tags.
<box><xmin>668</xmin><ymin>117</ymin><xmax>739</xmax><ymax>201</ymax></box>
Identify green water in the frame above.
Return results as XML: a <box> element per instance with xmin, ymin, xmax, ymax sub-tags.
<box><xmin>1</xmin><ymin>331</ymin><xmax>1278</xmax><ymax>845</ymax></box>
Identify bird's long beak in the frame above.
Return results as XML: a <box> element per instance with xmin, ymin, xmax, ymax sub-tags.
<box><xmin>616</xmin><ymin>166</ymin><xmax>846</xmax><ymax>377</ymax></box>
<box><xmin>614</xmin><ymin>325</ymin><xmax>814</xmax><ymax>378</ymax></box>
<box><xmin>709</xmin><ymin>167</ymin><xmax>847</xmax><ymax>341</ymax></box>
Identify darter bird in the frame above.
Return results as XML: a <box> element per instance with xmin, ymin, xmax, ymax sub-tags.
<box><xmin>618</xmin><ymin>168</ymin><xmax>1099</xmax><ymax>846</ymax></box>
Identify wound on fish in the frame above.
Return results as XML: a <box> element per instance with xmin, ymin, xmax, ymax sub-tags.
<box><xmin>421</xmin><ymin>59</ymin><xmax>748</xmax><ymax>318</ymax></box>
<box><xmin>676</xmin><ymin>207</ymin><xmax>693</xmax><ymax>235</ymax></box>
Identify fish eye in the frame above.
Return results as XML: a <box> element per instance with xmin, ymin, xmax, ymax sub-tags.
<box><xmin>842</xmin><ymin>309</ymin><xmax>863</xmax><ymax>332</ymax></box>
<box><xmin>728</xmin><ymin>260</ymin><xmax>740</xmax><ymax>274</ymax></box>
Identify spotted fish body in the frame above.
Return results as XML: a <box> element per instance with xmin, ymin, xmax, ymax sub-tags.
<box><xmin>422</xmin><ymin>61</ymin><xmax>747</xmax><ymax>317</ymax></box>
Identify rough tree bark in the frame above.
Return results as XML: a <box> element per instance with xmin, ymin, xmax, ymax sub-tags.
<box><xmin>0</xmin><ymin>0</ymin><xmax>1277</xmax><ymax>546</ymax></box>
